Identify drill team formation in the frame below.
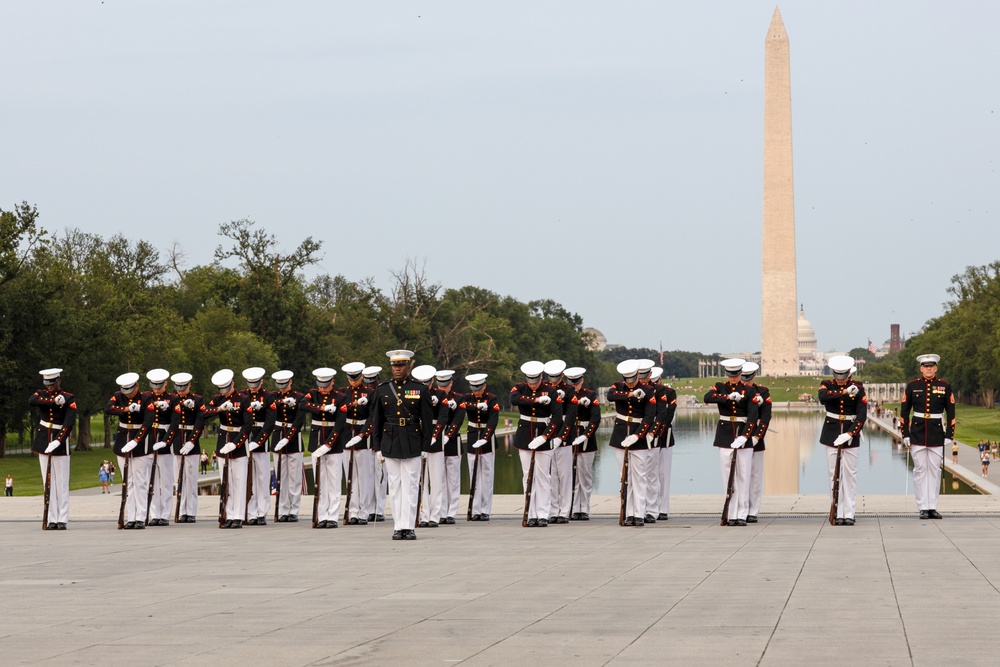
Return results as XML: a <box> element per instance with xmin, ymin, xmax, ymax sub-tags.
<box><xmin>28</xmin><ymin>350</ymin><xmax>956</xmax><ymax>536</ymax></box>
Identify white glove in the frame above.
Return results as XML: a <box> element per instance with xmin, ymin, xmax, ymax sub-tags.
<box><xmin>153</xmin><ymin>441</ymin><xmax>168</xmax><ymax>451</ymax></box>
<box><xmin>356</xmin><ymin>396</ymin><xmax>368</xmax><ymax>407</ymax></box>
<box><xmin>621</xmin><ymin>434</ymin><xmax>639</xmax><ymax>448</ymax></box>
<box><xmin>536</xmin><ymin>394</ymin><xmax>551</xmax><ymax>405</ymax></box>
<box><xmin>646</xmin><ymin>434</ymin><xmax>654</xmax><ymax>447</ymax></box>
<box><xmin>442</xmin><ymin>435</ymin><xmax>450</xmax><ymax>446</ymax></box>
<box><xmin>219</xmin><ymin>400</ymin><xmax>234</xmax><ymax>412</ymax></box>
<box><xmin>183</xmin><ymin>398</ymin><xmax>195</xmax><ymax>409</ymax></box>
<box><xmin>345</xmin><ymin>435</ymin><xmax>361</xmax><ymax>449</ymax></box>
<box><xmin>528</xmin><ymin>436</ymin><xmax>547</xmax><ymax>450</ymax></box>
<box><xmin>250</xmin><ymin>400</ymin><xmax>263</xmax><ymax>411</ymax></box>
<box><xmin>845</xmin><ymin>385</ymin><xmax>860</xmax><ymax>397</ymax></box>
<box><xmin>274</xmin><ymin>438</ymin><xmax>289</xmax><ymax>451</ymax></box>
<box><xmin>903</xmin><ymin>437</ymin><xmax>911</xmax><ymax>447</ymax></box>
<box><xmin>754</xmin><ymin>394</ymin><xmax>764</xmax><ymax>405</ymax></box>
<box><xmin>578</xmin><ymin>397</ymin><xmax>591</xmax><ymax>408</ymax></box>
<box><xmin>180</xmin><ymin>441</ymin><xmax>195</xmax><ymax>455</ymax></box>
<box><xmin>430</xmin><ymin>437</ymin><xmax>437</xmax><ymax>447</ymax></box>
<box><xmin>631</xmin><ymin>389</ymin><xmax>645</xmax><ymax>400</ymax></box>
<box><xmin>730</xmin><ymin>436</ymin><xmax>748</xmax><ymax>449</ymax></box>
<box><xmin>157</xmin><ymin>400</ymin><xmax>170</xmax><ymax>410</ymax></box>
<box><xmin>727</xmin><ymin>392</ymin><xmax>742</xmax><ymax>401</ymax></box>
<box><xmin>45</xmin><ymin>439</ymin><xmax>61</xmax><ymax>453</ymax></box>
<box><xmin>128</xmin><ymin>402</ymin><xmax>141</xmax><ymax>413</ymax></box>
<box><xmin>246</xmin><ymin>440</ymin><xmax>260</xmax><ymax>452</ymax></box>
<box><xmin>421</xmin><ymin>451</ymin><xmax>428</xmax><ymax>459</ymax></box>
<box><xmin>944</xmin><ymin>438</ymin><xmax>955</xmax><ymax>446</ymax></box>
<box><xmin>833</xmin><ymin>433</ymin><xmax>852</xmax><ymax>447</ymax></box>
<box><xmin>446</xmin><ymin>399</ymin><xmax>457</xmax><ymax>410</ymax></box>
<box><xmin>282</xmin><ymin>396</ymin><xmax>297</xmax><ymax>407</ymax></box>
<box><xmin>557</xmin><ymin>389</ymin><xmax>565</xmax><ymax>400</ymax></box>
<box><xmin>311</xmin><ymin>444</ymin><xmax>331</xmax><ymax>458</ymax></box>
<box><xmin>551</xmin><ymin>437</ymin><xmax>563</xmax><ymax>448</ymax></box>
<box><xmin>54</xmin><ymin>394</ymin><xmax>66</xmax><ymax>406</ymax></box>
<box><xmin>752</xmin><ymin>436</ymin><xmax>760</xmax><ymax>447</ymax></box>
<box><xmin>431</xmin><ymin>395</ymin><xmax>439</xmax><ymax>407</ymax></box>
<box><xmin>323</xmin><ymin>403</ymin><xmax>337</xmax><ymax>413</ymax></box>
<box><xmin>377</xmin><ymin>451</ymin><xmax>385</xmax><ymax>463</ymax></box>
<box><xmin>219</xmin><ymin>442</ymin><xmax>236</xmax><ymax>455</ymax></box>
<box><xmin>476</xmin><ymin>402</ymin><xmax>488</xmax><ymax>410</ymax></box>
<box><xmin>573</xmin><ymin>435</ymin><xmax>587</xmax><ymax>446</ymax></box>
<box><xmin>472</xmin><ymin>439</ymin><xmax>487</xmax><ymax>449</ymax></box>
<box><xmin>122</xmin><ymin>439</ymin><xmax>139</xmax><ymax>453</ymax></box>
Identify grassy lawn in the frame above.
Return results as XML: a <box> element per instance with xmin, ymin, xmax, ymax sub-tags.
<box><xmin>670</xmin><ymin>376</ymin><xmax>825</xmax><ymax>401</ymax></box>
<box><xmin>879</xmin><ymin>403</ymin><xmax>1000</xmax><ymax>446</ymax></box>
<box><xmin>0</xmin><ymin>446</ymin><xmax>120</xmax><ymax>497</ymax></box>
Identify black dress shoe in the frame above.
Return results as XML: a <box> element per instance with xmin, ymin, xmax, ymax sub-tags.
<box><xmin>348</xmin><ymin>517</ymin><xmax>359</xmax><ymax>525</ymax></box>
<box><xmin>278</xmin><ymin>515</ymin><xmax>289</xmax><ymax>522</ymax></box>
<box><xmin>470</xmin><ymin>514</ymin><xmax>481</xmax><ymax>521</ymax></box>
<box><xmin>578</xmin><ymin>513</ymin><xmax>588</xmax><ymax>521</ymax></box>
<box><xmin>368</xmin><ymin>513</ymin><xmax>376</xmax><ymax>522</ymax></box>
<box><xmin>159</xmin><ymin>519</ymin><xmax>170</xmax><ymax>526</ymax></box>
<box><xmin>392</xmin><ymin>530</ymin><xmax>404</xmax><ymax>540</ymax></box>
<box><xmin>445</xmin><ymin>517</ymin><xmax>456</xmax><ymax>524</ymax></box>
<box><xmin>919</xmin><ymin>510</ymin><xmax>930</xmax><ymax>520</ymax></box>
<box><xmin>635</xmin><ymin>518</ymin><xmax>645</xmax><ymax>526</ymax></box>
<box><xmin>644</xmin><ymin>514</ymin><xmax>656</xmax><ymax>523</ymax></box>
<box><xmin>747</xmin><ymin>515</ymin><xmax>758</xmax><ymax>523</ymax></box>
<box><xmin>843</xmin><ymin>518</ymin><xmax>855</xmax><ymax>526</ymax></box>
<box><xmin>570</xmin><ymin>513</ymin><xmax>581</xmax><ymax>521</ymax></box>
<box><xmin>548</xmin><ymin>516</ymin><xmax>557</xmax><ymax>523</ymax></box>
<box><xmin>403</xmin><ymin>529</ymin><xmax>417</xmax><ymax>540</ymax></box>
<box><xmin>537</xmin><ymin>519</ymin><xmax>548</xmax><ymax>527</ymax></box>
<box><xmin>428</xmin><ymin>521</ymin><xmax>439</xmax><ymax>527</ymax></box>
<box><xmin>56</xmin><ymin>523</ymin><xmax>67</xmax><ymax>530</ymax></box>
<box><xmin>357</xmin><ymin>518</ymin><xmax>368</xmax><ymax>525</ymax></box>
<box><xmin>256</xmin><ymin>517</ymin><xmax>266</xmax><ymax>525</ymax></box>
<box><xmin>928</xmin><ymin>510</ymin><xmax>943</xmax><ymax>519</ymax></box>
<box><xmin>480</xmin><ymin>514</ymin><xmax>489</xmax><ymax>521</ymax></box>
<box><xmin>624</xmin><ymin>516</ymin><xmax>635</xmax><ymax>527</ymax></box>
<box><xmin>47</xmin><ymin>522</ymin><xmax>58</xmax><ymax>530</ymax></box>
<box><xmin>325</xmin><ymin>520</ymin><xmax>338</xmax><ymax>528</ymax></box>
<box><xmin>187</xmin><ymin>516</ymin><xmax>197</xmax><ymax>523</ymax></box>
<box><xmin>375</xmin><ymin>514</ymin><xmax>385</xmax><ymax>522</ymax></box>
<box><xmin>418</xmin><ymin>521</ymin><xmax>429</xmax><ymax>528</ymax></box>
<box><xmin>230</xmin><ymin>521</ymin><xmax>242</xmax><ymax>529</ymax></box>
<box><xmin>134</xmin><ymin>522</ymin><xmax>145</xmax><ymax>530</ymax></box>
<box><xmin>726</xmin><ymin>519</ymin><xmax>737</xmax><ymax>526</ymax></box>
<box><xmin>735</xmin><ymin>519</ymin><xmax>747</xmax><ymax>526</ymax></box>
<box><xmin>526</xmin><ymin>518</ymin><xmax>538</xmax><ymax>527</ymax></box>
<box><xmin>835</xmin><ymin>518</ymin><xmax>845</xmax><ymax>525</ymax></box>
<box><xmin>123</xmin><ymin>521</ymin><xmax>135</xmax><ymax>530</ymax></box>
<box><xmin>657</xmin><ymin>513</ymin><xmax>669</xmax><ymax>521</ymax></box>
<box><xmin>315</xmin><ymin>520</ymin><xmax>327</xmax><ymax>529</ymax></box>
<box><xmin>286</xmin><ymin>515</ymin><xmax>298</xmax><ymax>522</ymax></box>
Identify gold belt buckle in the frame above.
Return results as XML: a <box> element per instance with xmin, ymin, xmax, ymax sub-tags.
<box><xmin>399</xmin><ymin>418</ymin><xmax>406</xmax><ymax>427</ymax></box>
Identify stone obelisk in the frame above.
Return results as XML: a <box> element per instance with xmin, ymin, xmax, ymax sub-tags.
<box><xmin>761</xmin><ymin>7</ymin><xmax>798</xmax><ymax>377</ymax></box>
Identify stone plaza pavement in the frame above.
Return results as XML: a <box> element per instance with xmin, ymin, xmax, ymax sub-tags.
<box><xmin>3</xmin><ymin>493</ymin><xmax>1000</xmax><ymax>666</ymax></box>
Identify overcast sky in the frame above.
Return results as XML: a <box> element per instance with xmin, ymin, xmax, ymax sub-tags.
<box><xmin>3</xmin><ymin>1</ymin><xmax>998</xmax><ymax>355</ymax></box>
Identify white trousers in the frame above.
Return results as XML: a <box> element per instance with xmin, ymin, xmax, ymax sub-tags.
<box><xmin>150</xmin><ymin>452</ymin><xmax>175</xmax><ymax>521</ymax></box>
<box><xmin>38</xmin><ymin>454</ymin><xmax>70</xmax><ymax>524</ymax></box>
<box><xmin>373</xmin><ymin>453</ymin><xmax>387</xmax><ymax>516</ymax></box>
<box><xmin>174</xmin><ymin>454</ymin><xmax>199</xmax><ymax>518</ymax></box>
<box><xmin>911</xmin><ymin>445</ymin><xmax>943</xmax><ymax>511</ymax></box>
<box><xmin>420</xmin><ymin>451</ymin><xmax>445</xmax><ymax>523</ymax></box>
<box><xmin>645</xmin><ymin>447</ymin><xmax>661</xmax><ymax>516</ymax></box>
<box><xmin>343</xmin><ymin>448</ymin><xmax>373</xmax><ymax>520</ymax></box>
<box><xmin>219</xmin><ymin>457</ymin><xmax>248</xmax><ymax>522</ymax></box>
<box><xmin>549</xmin><ymin>446</ymin><xmax>573</xmax><ymax>519</ymax></box>
<box><xmin>826</xmin><ymin>446</ymin><xmax>859</xmax><ymax>519</ymax></box>
<box><xmin>656</xmin><ymin>447</ymin><xmax>674</xmax><ymax>516</ymax></box>
<box><xmin>275</xmin><ymin>452</ymin><xmax>303</xmax><ymax>517</ymax></box>
<box><xmin>385</xmin><ymin>456</ymin><xmax>421</xmax><ymax>531</ymax></box>
<box><xmin>247</xmin><ymin>451</ymin><xmax>271</xmax><ymax>519</ymax></box>
<box><xmin>118</xmin><ymin>455</ymin><xmax>152</xmax><ymax>524</ymax></box>
<box><xmin>571</xmin><ymin>450</ymin><xmax>596</xmax><ymax>515</ymax></box>
<box><xmin>719</xmin><ymin>448</ymin><xmax>752</xmax><ymax>521</ymax></box>
<box><xmin>316</xmin><ymin>452</ymin><xmax>344</xmax><ymax>523</ymax></box>
<box><xmin>443</xmin><ymin>454</ymin><xmax>462</xmax><ymax>519</ymax></box>
<box><xmin>519</xmin><ymin>449</ymin><xmax>552</xmax><ymax>521</ymax></box>
<box><xmin>466</xmin><ymin>451</ymin><xmax>495</xmax><ymax>516</ymax></box>
<box><xmin>616</xmin><ymin>449</ymin><xmax>650</xmax><ymax>519</ymax></box>
<box><xmin>749</xmin><ymin>450</ymin><xmax>765</xmax><ymax>516</ymax></box>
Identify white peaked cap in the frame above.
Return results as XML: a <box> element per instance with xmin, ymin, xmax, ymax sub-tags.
<box><xmin>211</xmin><ymin>369</ymin><xmax>235</xmax><ymax>387</ymax></box>
<box><xmin>242</xmin><ymin>367</ymin><xmax>266</xmax><ymax>382</ymax></box>
<box><xmin>521</xmin><ymin>361</ymin><xmax>544</xmax><ymax>378</ymax></box>
<box><xmin>363</xmin><ymin>366</ymin><xmax>382</xmax><ymax>378</ymax></box>
<box><xmin>564</xmin><ymin>367</ymin><xmax>586</xmax><ymax>381</ymax></box>
<box><xmin>146</xmin><ymin>368</ymin><xmax>169</xmax><ymax>384</ymax></box>
<box><xmin>741</xmin><ymin>362</ymin><xmax>760</xmax><ymax>375</ymax></box>
<box><xmin>916</xmin><ymin>354</ymin><xmax>940</xmax><ymax>365</ymax></box>
<box><xmin>465</xmin><ymin>373</ymin><xmax>488</xmax><ymax>386</ymax></box>
<box><xmin>40</xmin><ymin>368</ymin><xmax>63</xmax><ymax>379</ymax></box>
<box><xmin>272</xmin><ymin>370</ymin><xmax>294</xmax><ymax>383</ymax></box>
<box><xmin>650</xmin><ymin>367</ymin><xmax>663</xmax><ymax>381</ymax></box>
<box><xmin>312</xmin><ymin>367</ymin><xmax>336</xmax><ymax>382</ymax></box>
<box><xmin>435</xmin><ymin>370</ymin><xmax>455</xmax><ymax>383</ymax></box>
<box><xmin>171</xmin><ymin>372</ymin><xmax>193</xmax><ymax>385</ymax></box>
<box><xmin>543</xmin><ymin>360</ymin><xmax>567</xmax><ymax>376</ymax></box>
<box><xmin>117</xmin><ymin>372</ymin><xmax>140</xmax><ymax>388</ymax></box>
<box><xmin>412</xmin><ymin>365</ymin><xmax>436</xmax><ymax>383</ymax></box>
<box><xmin>386</xmin><ymin>349</ymin><xmax>415</xmax><ymax>363</ymax></box>
<box><xmin>617</xmin><ymin>360</ymin><xmax>640</xmax><ymax>377</ymax></box>
<box><xmin>342</xmin><ymin>362</ymin><xmax>365</xmax><ymax>376</ymax></box>
<box><xmin>636</xmin><ymin>359</ymin><xmax>655</xmax><ymax>373</ymax></box>
<box><xmin>828</xmin><ymin>356</ymin><xmax>855</xmax><ymax>373</ymax></box>
<box><xmin>721</xmin><ymin>358</ymin><xmax>746</xmax><ymax>372</ymax></box>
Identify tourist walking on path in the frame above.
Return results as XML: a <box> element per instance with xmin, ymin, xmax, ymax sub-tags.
<box><xmin>981</xmin><ymin>450</ymin><xmax>990</xmax><ymax>477</ymax></box>
<box><xmin>953</xmin><ymin>441</ymin><xmax>960</xmax><ymax>464</ymax></box>
<box><xmin>5</xmin><ymin>473</ymin><xmax>12</xmax><ymax>497</ymax></box>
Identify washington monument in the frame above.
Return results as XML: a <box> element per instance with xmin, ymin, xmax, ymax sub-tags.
<box><xmin>761</xmin><ymin>7</ymin><xmax>799</xmax><ymax>377</ymax></box>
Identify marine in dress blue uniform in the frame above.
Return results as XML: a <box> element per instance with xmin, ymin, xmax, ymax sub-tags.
<box><xmin>29</xmin><ymin>368</ymin><xmax>77</xmax><ymax>529</ymax></box>
<box><xmin>900</xmin><ymin>354</ymin><xmax>955</xmax><ymax>519</ymax></box>
<box><xmin>818</xmin><ymin>356</ymin><xmax>866</xmax><ymax>525</ymax></box>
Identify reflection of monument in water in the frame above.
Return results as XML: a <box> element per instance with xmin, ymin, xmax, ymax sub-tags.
<box><xmin>764</xmin><ymin>411</ymin><xmax>821</xmax><ymax>494</ymax></box>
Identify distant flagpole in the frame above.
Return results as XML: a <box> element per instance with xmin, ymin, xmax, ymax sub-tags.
<box><xmin>659</xmin><ymin>340</ymin><xmax>663</xmax><ymax>366</ymax></box>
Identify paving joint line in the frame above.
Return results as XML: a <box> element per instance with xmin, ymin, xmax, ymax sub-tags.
<box><xmin>877</xmin><ymin>516</ymin><xmax>915</xmax><ymax>667</ymax></box>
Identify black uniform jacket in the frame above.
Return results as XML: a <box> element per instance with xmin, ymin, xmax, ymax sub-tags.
<box><xmin>703</xmin><ymin>381</ymin><xmax>759</xmax><ymax>448</ymax></box>
<box><xmin>510</xmin><ymin>381</ymin><xmax>563</xmax><ymax>451</ymax></box>
<box><xmin>370</xmin><ymin>377</ymin><xmax>436</xmax><ymax>459</ymax></box>
<box><xmin>818</xmin><ymin>380</ymin><xmax>867</xmax><ymax>448</ymax></box>
<box><xmin>144</xmin><ymin>390</ymin><xmax>176</xmax><ymax>451</ymax></box>
<box><xmin>555</xmin><ymin>382</ymin><xmax>579</xmax><ymax>442</ymax></box>
<box><xmin>337</xmin><ymin>384</ymin><xmax>375</xmax><ymax>450</ymax></box>
<box><xmin>267</xmin><ymin>390</ymin><xmax>307</xmax><ymax>451</ymax></box>
<box><xmin>29</xmin><ymin>388</ymin><xmax>78</xmax><ymax>456</ymax></box>
<box><xmin>653</xmin><ymin>384</ymin><xmax>678</xmax><ymax>448</ymax></box>
<box><xmin>202</xmin><ymin>391</ymin><xmax>253</xmax><ymax>458</ymax></box>
<box><xmin>166</xmin><ymin>393</ymin><xmax>205</xmax><ymax>455</ymax></box>
<box><xmin>244</xmin><ymin>387</ymin><xmax>277</xmax><ymax>450</ymax></box>
<box><xmin>748</xmin><ymin>384</ymin><xmax>772</xmax><ymax>452</ymax></box>
<box><xmin>461</xmin><ymin>391</ymin><xmax>500</xmax><ymax>454</ymax></box>
<box><xmin>566</xmin><ymin>386</ymin><xmax>601</xmax><ymax>453</ymax></box>
<box><xmin>105</xmin><ymin>390</ymin><xmax>154</xmax><ymax>457</ymax></box>
<box><xmin>302</xmin><ymin>388</ymin><xmax>347</xmax><ymax>454</ymax></box>
<box><xmin>606</xmin><ymin>382</ymin><xmax>656</xmax><ymax>450</ymax></box>
<box><xmin>436</xmin><ymin>388</ymin><xmax>467</xmax><ymax>456</ymax></box>
<box><xmin>900</xmin><ymin>376</ymin><xmax>955</xmax><ymax>447</ymax></box>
